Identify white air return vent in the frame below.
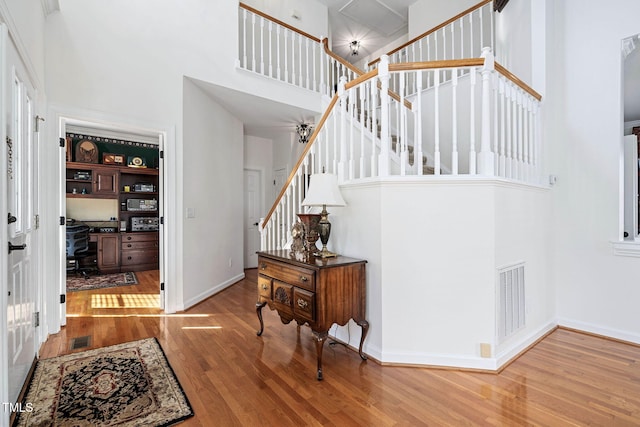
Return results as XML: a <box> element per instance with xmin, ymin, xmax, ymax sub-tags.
<box><xmin>497</xmin><ymin>262</ymin><xmax>525</xmax><ymax>343</ymax></box>
<box><xmin>339</xmin><ymin>0</ymin><xmax>407</xmax><ymax>37</ymax></box>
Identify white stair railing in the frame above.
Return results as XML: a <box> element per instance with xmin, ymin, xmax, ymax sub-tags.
<box><xmin>260</xmin><ymin>52</ymin><xmax>543</xmax><ymax>250</ymax></box>
<box><xmin>368</xmin><ymin>0</ymin><xmax>494</xmax><ymax>97</ymax></box>
<box><xmin>238</xmin><ymin>3</ymin><xmax>362</xmax><ymax>98</ymax></box>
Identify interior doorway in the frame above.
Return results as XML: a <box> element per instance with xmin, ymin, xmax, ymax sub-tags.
<box><xmin>59</xmin><ymin>120</ymin><xmax>166</xmax><ymax>320</ymax></box>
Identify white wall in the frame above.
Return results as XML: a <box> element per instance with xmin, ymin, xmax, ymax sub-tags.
<box><xmin>182</xmin><ymin>78</ymin><xmax>244</xmax><ymax>308</ymax></box>
<box><xmin>242</xmin><ymin>0</ymin><xmax>328</xmax><ymax>40</ymax></box>
<box><xmin>408</xmin><ymin>0</ymin><xmax>478</xmax><ymax>41</ymax></box>
<box><xmin>495</xmin><ymin>0</ymin><xmax>533</xmax><ymax>87</ymax></box>
<box><xmin>550</xmin><ymin>0</ymin><xmax>640</xmax><ymax>343</ymax></box>
<box><xmin>331</xmin><ymin>179</ymin><xmax>552</xmax><ymax>369</ymax></box>
<box><xmin>43</xmin><ymin>0</ymin><xmax>328</xmax><ymax>311</ymax></box>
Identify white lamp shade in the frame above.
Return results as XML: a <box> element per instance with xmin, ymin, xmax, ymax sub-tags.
<box><xmin>301</xmin><ymin>173</ymin><xmax>346</xmax><ymax>207</ymax></box>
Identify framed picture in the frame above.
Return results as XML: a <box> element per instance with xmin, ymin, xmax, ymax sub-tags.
<box><xmin>103</xmin><ymin>153</ymin><xmax>125</xmax><ymax>165</ymax></box>
<box><xmin>75</xmin><ymin>139</ymin><xmax>99</xmax><ymax>163</ymax></box>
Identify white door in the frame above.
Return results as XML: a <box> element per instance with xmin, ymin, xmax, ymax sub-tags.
<box><xmin>244</xmin><ymin>169</ymin><xmax>262</xmax><ymax>268</ymax></box>
<box><xmin>5</xmin><ymin>32</ymin><xmax>39</xmax><ymax>402</ymax></box>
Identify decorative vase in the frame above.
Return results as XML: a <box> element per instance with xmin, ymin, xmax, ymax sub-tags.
<box><xmin>296</xmin><ymin>213</ymin><xmax>321</xmax><ymax>255</ymax></box>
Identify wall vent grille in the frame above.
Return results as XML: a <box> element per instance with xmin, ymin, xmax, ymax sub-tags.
<box><xmin>498</xmin><ymin>263</ymin><xmax>525</xmax><ymax>343</ymax></box>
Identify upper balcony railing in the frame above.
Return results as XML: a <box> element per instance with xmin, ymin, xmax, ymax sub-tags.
<box><xmin>238</xmin><ymin>3</ymin><xmax>361</xmax><ymax>98</ymax></box>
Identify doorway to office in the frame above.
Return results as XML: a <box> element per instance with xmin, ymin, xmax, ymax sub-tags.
<box><xmin>59</xmin><ymin>118</ymin><xmax>167</xmax><ymax>322</ymax></box>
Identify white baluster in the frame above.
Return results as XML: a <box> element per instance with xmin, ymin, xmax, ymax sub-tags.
<box><xmin>415</xmin><ymin>70</ymin><xmax>423</xmax><ymax>176</ymax></box>
<box><xmin>505</xmin><ymin>83</ymin><xmax>512</xmax><ymax>179</ymax></box>
<box><xmin>523</xmin><ymin>95</ymin><xmax>531</xmax><ymax>182</ymax></box>
<box><xmin>434</xmin><ymin>69</ymin><xmax>441</xmax><ymax>176</ymax></box>
<box><xmin>242</xmin><ymin>9</ymin><xmax>248</xmax><ymax>69</ymax></box>
<box><xmin>268</xmin><ymin>21</ymin><xmax>273</xmax><ymax>78</ymax></box>
<box><xmin>291</xmin><ymin>31</ymin><xmax>296</xmax><ymax>85</ymax></box>
<box><xmin>298</xmin><ymin>33</ymin><xmax>303</xmax><ymax>88</ymax></box>
<box><xmin>469</xmin><ymin>13</ymin><xmax>474</xmax><ymax>58</ymax></box>
<box><xmin>443</xmin><ymin>26</ymin><xmax>447</xmax><ymax>60</ymax></box>
<box><xmin>460</xmin><ymin>17</ymin><xmax>465</xmax><ymax>59</ymax></box>
<box><xmin>338</xmin><ymin>76</ymin><xmax>348</xmax><ymax>181</ymax></box>
<box><xmin>305</xmin><ymin>38</ymin><xmax>310</xmax><ymax>90</ymax></box>
<box><xmin>276</xmin><ymin>26</ymin><xmax>281</xmax><ymax>80</ymax></box>
<box><xmin>451</xmin><ymin>22</ymin><xmax>455</xmax><ymax>60</ymax></box>
<box><xmin>360</xmin><ymin>84</ymin><xmax>366</xmax><ymax>178</ymax></box>
<box><xmin>251</xmin><ymin>13</ymin><xmax>257</xmax><ymax>72</ymax></box>
<box><xmin>499</xmin><ymin>78</ymin><xmax>506</xmax><ymax>177</ymax></box>
<box><xmin>493</xmin><ymin>73</ymin><xmax>499</xmax><ymax>171</ymax></box>
<box><xmin>371</xmin><ymin>78</ymin><xmax>378</xmax><ymax>178</ymax></box>
<box><xmin>478</xmin><ymin>47</ymin><xmax>495</xmax><ymax>176</ymax></box>
<box><xmin>284</xmin><ymin>29</ymin><xmax>289</xmax><ymax>83</ymax></box>
<box><xmin>469</xmin><ymin>67</ymin><xmax>477</xmax><ymax>174</ymax></box>
<box><xmin>452</xmin><ymin>69</ymin><xmax>459</xmax><ymax>175</ymax></box>
<box><xmin>312</xmin><ymin>42</ymin><xmax>317</xmax><ymax>92</ymax></box>
<box><xmin>378</xmin><ymin>55</ymin><xmax>391</xmax><ymax>176</ymax></box>
<box><xmin>399</xmin><ymin>72</ymin><xmax>407</xmax><ymax>176</ymax></box>
<box><xmin>479</xmin><ymin>10</ymin><xmax>484</xmax><ymax>53</ymax></box>
<box><xmin>260</xmin><ymin>17</ymin><xmax>265</xmax><ymax>75</ymax></box>
<box><xmin>517</xmin><ymin>90</ymin><xmax>524</xmax><ymax>180</ymax></box>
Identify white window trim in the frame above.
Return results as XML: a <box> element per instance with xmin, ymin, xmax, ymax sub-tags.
<box><xmin>611</xmin><ymin>240</ymin><xmax>640</xmax><ymax>257</ymax></box>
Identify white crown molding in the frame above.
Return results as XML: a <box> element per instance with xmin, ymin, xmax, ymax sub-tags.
<box><xmin>40</xmin><ymin>0</ymin><xmax>60</xmax><ymax>16</ymax></box>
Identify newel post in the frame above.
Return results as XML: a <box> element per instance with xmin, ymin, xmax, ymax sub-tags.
<box><xmin>478</xmin><ymin>47</ymin><xmax>495</xmax><ymax>176</ymax></box>
<box><xmin>378</xmin><ymin>55</ymin><xmax>390</xmax><ymax>177</ymax></box>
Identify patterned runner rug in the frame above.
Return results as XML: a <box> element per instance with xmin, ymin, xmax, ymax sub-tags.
<box><xmin>15</xmin><ymin>338</ymin><xmax>194</xmax><ymax>427</ymax></box>
<box><xmin>67</xmin><ymin>271</ymin><xmax>138</xmax><ymax>292</ymax></box>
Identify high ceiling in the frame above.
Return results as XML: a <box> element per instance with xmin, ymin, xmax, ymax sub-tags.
<box><xmin>315</xmin><ymin>0</ymin><xmax>418</xmax><ymax>63</ymax></box>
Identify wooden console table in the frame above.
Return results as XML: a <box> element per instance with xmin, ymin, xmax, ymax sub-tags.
<box><xmin>256</xmin><ymin>250</ymin><xmax>368</xmax><ymax>380</ymax></box>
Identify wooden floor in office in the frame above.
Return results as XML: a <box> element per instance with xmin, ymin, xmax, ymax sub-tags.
<box><xmin>41</xmin><ymin>269</ymin><xmax>640</xmax><ymax>426</ymax></box>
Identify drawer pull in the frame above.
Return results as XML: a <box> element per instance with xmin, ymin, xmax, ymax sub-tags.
<box><xmin>127</xmin><ymin>256</ymin><xmax>132</xmax><ymax>260</ymax></box>
<box><xmin>299</xmin><ymin>276</ymin><xmax>308</xmax><ymax>282</ymax></box>
<box><xmin>297</xmin><ymin>299</ymin><xmax>308</xmax><ymax>309</ymax></box>
<box><xmin>261</xmin><ymin>284</ymin><xmax>269</xmax><ymax>291</ymax></box>
<box><xmin>260</xmin><ymin>263</ymin><xmax>267</xmax><ymax>270</ymax></box>
<box><xmin>127</xmin><ymin>244</ymin><xmax>132</xmax><ymax>248</ymax></box>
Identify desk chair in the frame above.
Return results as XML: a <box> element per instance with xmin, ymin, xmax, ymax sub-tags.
<box><xmin>66</xmin><ymin>225</ymin><xmax>97</xmax><ymax>278</ymax></box>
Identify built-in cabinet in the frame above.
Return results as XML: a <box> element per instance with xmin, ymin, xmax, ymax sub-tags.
<box><xmin>66</xmin><ymin>161</ymin><xmax>160</xmax><ymax>273</ymax></box>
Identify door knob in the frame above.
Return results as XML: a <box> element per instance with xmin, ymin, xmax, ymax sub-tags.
<box><xmin>8</xmin><ymin>242</ymin><xmax>27</xmax><ymax>254</ymax></box>
<box><xmin>8</xmin><ymin>213</ymin><xmax>17</xmax><ymax>224</ymax></box>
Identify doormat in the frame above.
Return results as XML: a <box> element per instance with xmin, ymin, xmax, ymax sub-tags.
<box><xmin>67</xmin><ymin>271</ymin><xmax>138</xmax><ymax>292</ymax></box>
<box><xmin>14</xmin><ymin>337</ymin><xmax>194</xmax><ymax>427</ymax></box>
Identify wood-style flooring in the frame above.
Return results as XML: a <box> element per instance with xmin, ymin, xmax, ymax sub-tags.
<box><xmin>40</xmin><ymin>269</ymin><xmax>640</xmax><ymax>426</ymax></box>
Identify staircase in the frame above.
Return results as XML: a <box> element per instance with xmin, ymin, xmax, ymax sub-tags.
<box><xmin>238</xmin><ymin>2</ymin><xmax>543</xmax><ymax>251</ymax></box>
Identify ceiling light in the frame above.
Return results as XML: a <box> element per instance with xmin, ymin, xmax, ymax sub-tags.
<box><xmin>350</xmin><ymin>40</ymin><xmax>361</xmax><ymax>56</ymax></box>
<box><xmin>296</xmin><ymin>123</ymin><xmax>313</xmax><ymax>144</ymax></box>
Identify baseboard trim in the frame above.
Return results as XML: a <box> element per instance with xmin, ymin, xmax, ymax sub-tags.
<box><xmin>182</xmin><ymin>273</ymin><xmax>245</xmax><ymax>311</ymax></box>
<box><xmin>557</xmin><ymin>318</ymin><xmax>640</xmax><ymax>347</ymax></box>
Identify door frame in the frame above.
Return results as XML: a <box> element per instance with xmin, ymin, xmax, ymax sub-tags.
<box><xmin>243</xmin><ymin>167</ymin><xmax>264</xmax><ymax>268</ymax></box>
<box><xmin>49</xmin><ymin>107</ymin><xmax>177</xmax><ymax>332</ymax></box>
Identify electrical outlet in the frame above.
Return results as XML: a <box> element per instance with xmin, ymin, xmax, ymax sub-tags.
<box><xmin>480</xmin><ymin>343</ymin><xmax>492</xmax><ymax>358</ymax></box>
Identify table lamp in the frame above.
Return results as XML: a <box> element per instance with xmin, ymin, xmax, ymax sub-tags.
<box><xmin>301</xmin><ymin>173</ymin><xmax>346</xmax><ymax>258</ymax></box>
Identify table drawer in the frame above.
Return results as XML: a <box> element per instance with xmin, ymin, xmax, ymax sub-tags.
<box><xmin>121</xmin><ymin>249</ymin><xmax>158</xmax><ymax>266</ymax></box>
<box><xmin>258</xmin><ymin>258</ymin><xmax>315</xmax><ymax>291</ymax></box>
<box><xmin>121</xmin><ymin>240</ymin><xmax>158</xmax><ymax>250</ymax></box>
<box><xmin>121</xmin><ymin>232</ymin><xmax>158</xmax><ymax>243</ymax></box>
<box><xmin>258</xmin><ymin>275</ymin><xmax>272</xmax><ymax>300</ymax></box>
<box><xmin>293</xmin><ymin>288</ymin><xmax>315</xmax><ymax>322</ymax></box>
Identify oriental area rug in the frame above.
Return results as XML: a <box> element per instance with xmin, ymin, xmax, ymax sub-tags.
<box><xmin>67</xmin><ymin>271</ymin><xmax>138</xmax><ymax>292</ymax></box>
<box><xmin>15</xmin><ymin>338</ymin><xmax>194</xmax><ymax>427</ymax></box>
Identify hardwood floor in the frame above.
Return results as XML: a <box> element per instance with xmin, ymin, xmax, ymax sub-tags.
<box><xmin>40</xmin><ymin>269</ymin><xmax>640</xmax><ymax>426</ymax></box>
